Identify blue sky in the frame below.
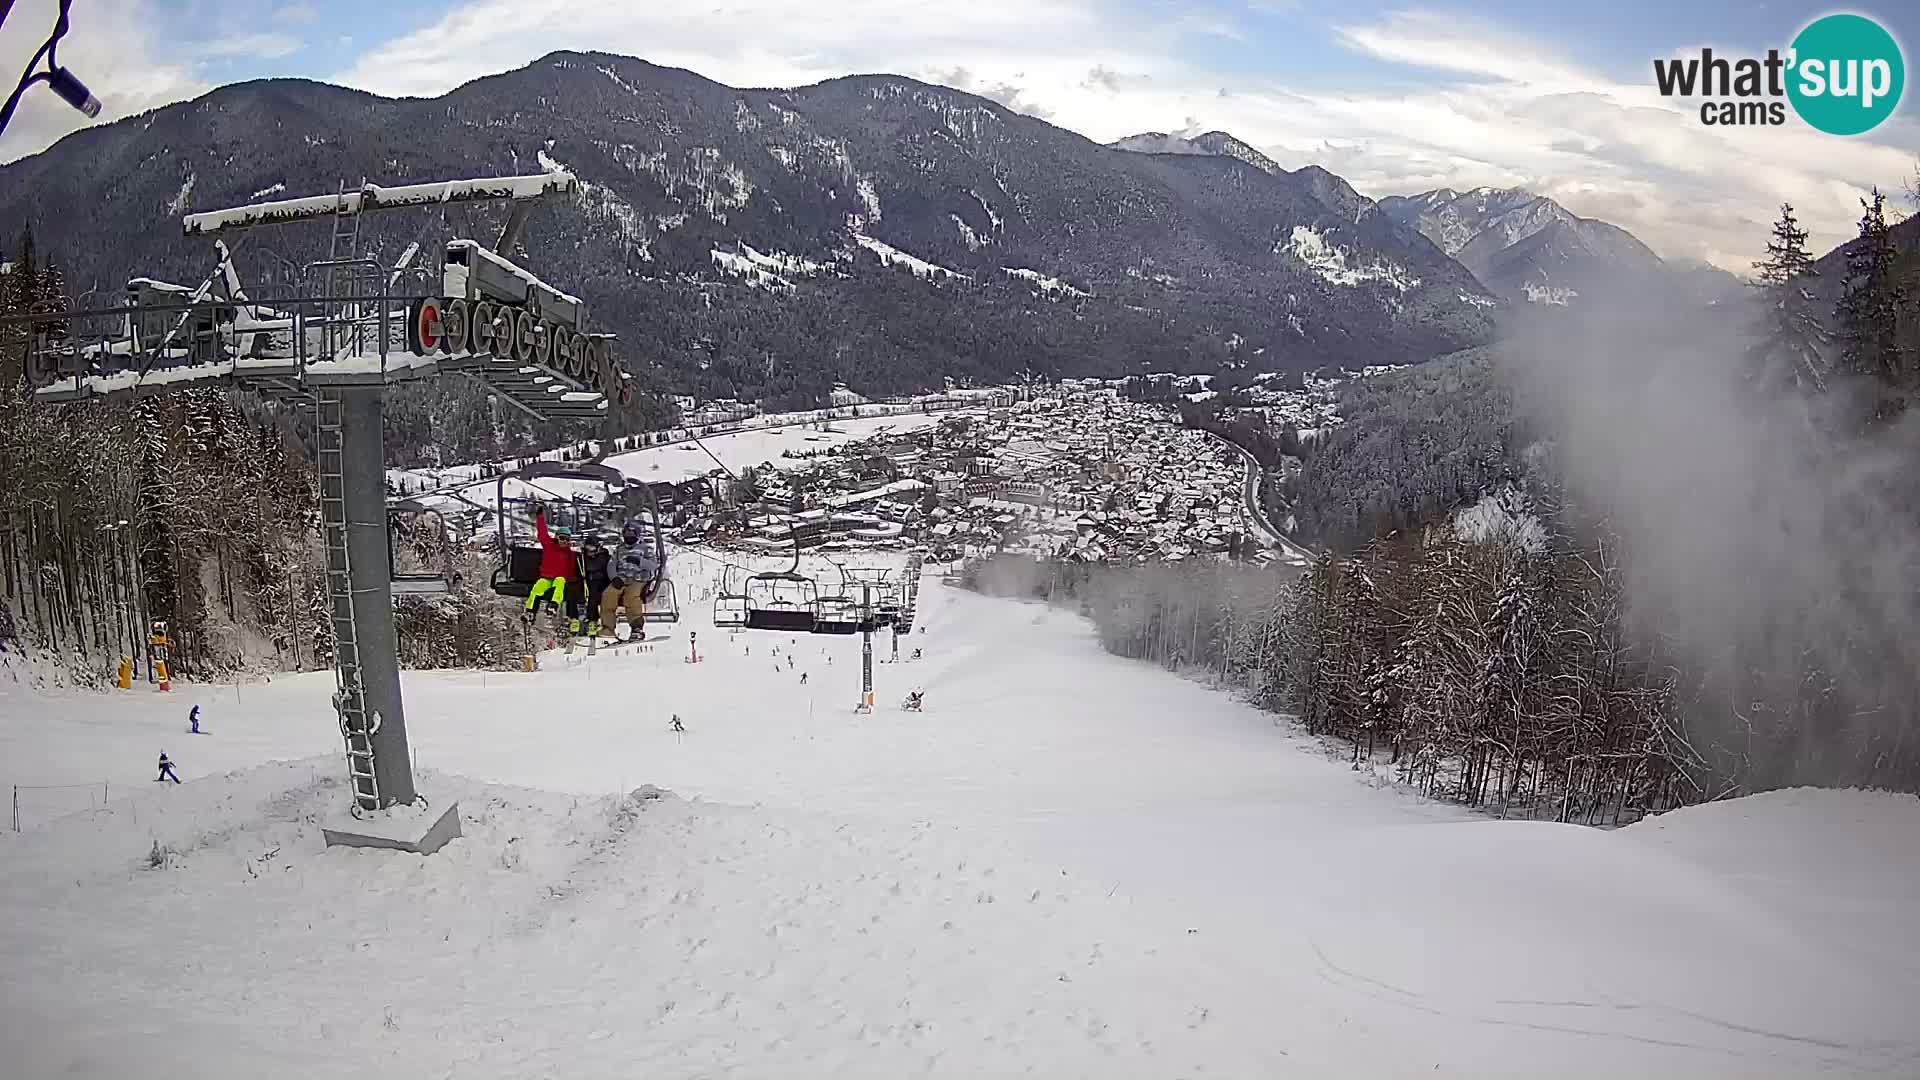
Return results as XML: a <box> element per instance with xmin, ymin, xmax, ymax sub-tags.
<box><xmin>3</xmin><ymin>0</ymin><xmax>1914</xmax><ymax>267</ymax></box>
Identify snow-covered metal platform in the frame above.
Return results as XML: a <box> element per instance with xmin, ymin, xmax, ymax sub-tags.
<box><xmin>21</xmin><ymin>171</ymin><xmax>622</xmax><ymax>426</ymax></box>
<box><xmin>31</xmin><ymin>345</ymin><xmax>613</xmax><ymax>421</ymax></box>
<box><xmin>321</xmin><ymin>798</ymin><xmax>462</xmax><ymax>855</ymax></box>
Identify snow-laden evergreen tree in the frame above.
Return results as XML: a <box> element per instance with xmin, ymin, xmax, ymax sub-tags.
<box><xmin>1840</xmin><ymin>189</ymin><xmax>1911</xmax><ymax>423</ymax></box>
<box><xmin>1747</xmin><ymin>203</ymin><xmax>1829</xmax><ymax>394</ymax></box>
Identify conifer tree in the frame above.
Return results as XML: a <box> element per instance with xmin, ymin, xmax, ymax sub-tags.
<box><xmin>1748</xmin><ymin>204</ymin><xmax>1827</xmax><ymax>393</ymax></box>
<box><xmin>1839</xmin><ymin>189</ymin><xmax>1911</xmax><ymax>423</ymax></box>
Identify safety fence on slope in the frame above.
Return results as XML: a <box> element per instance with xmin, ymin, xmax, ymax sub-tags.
<box><xmin>11</xmin><ymin>780</ymin><xmax>114</xmax><ymax>833</ymax></box>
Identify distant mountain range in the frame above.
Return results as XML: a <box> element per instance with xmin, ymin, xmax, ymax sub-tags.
<box><xmin>0</xmin><ymin>54</ymin><xmax>1500</xmax><ymax>415</ymax></box>
<box><xmin>1104</xmin><ymin>133</ymin><xmax>1741</xmax><ymax>308</ymax></box>
<box><xmin>1375</xmin><ymin>186</ymin><xmax>1742</xmax><ymax>305</ymax></box>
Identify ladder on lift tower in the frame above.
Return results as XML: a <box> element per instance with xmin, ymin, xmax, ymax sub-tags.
<box><xmin>323</xmin><ymin>181</ymin><xmax>363</xmax><ymax>354</ymax></box>
<box><xmin>328</xmin><ymin>181</ymin><xmax>362</xmax><ymax>274</ymax></box>
<box><xmin>318</xmin><ymin>392</ymin><xmax>381</xmax><ymax>811</ymax></box>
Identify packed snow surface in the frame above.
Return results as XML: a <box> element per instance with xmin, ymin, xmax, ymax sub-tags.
<box><xmin>609</xmin><ymin>413</ymin><xmax>939</xmax><ymax>477</ymax></box>
<box><xmin>3</xmin><ymin>553</ymin><xmax>1918</xmax><ymax>1077</ymax></box>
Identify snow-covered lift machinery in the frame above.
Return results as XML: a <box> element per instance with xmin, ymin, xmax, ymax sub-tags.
<box><xmin>9</xmin><ymin>170</ymin><xmax>626</xmax><ymax>854</ymax></box>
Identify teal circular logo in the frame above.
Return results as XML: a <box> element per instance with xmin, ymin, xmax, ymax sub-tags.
<box><xmin>1787</xmin><ymin>13</ymin><xmax>1904</xmax><ymax>135</ymax></box>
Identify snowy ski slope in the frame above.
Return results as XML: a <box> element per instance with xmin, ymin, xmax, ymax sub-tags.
<box><xmin>393</xmin><ymin>412</ymin><xmax>954</xmax><ymax>515</ymax></box>
<box><xmin>2</xmin><ymin>551</ymin><xmax>1918</xmax><ymax>1078</ymax></box>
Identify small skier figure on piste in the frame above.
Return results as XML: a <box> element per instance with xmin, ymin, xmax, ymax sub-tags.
<box><xmin>156</xmin><ymin>752</ymin><xmax>181</xmax><ymax>783</ymax></box>
<box><xmin>524</xmin><ymin>506</ymin><xmax>580</xmax><ymax>632</ymax></box>
<box><xmin>903</xmin><ymin>690</ymin><xmax>924</xmax><ymax>712</ymax></box>
<box><xmin>669</xmin><ymin>715</ymin><xmax>686</xmax><ymax>733</ymax></box>
<box><xmin>188</xmin><ymin>705</ymin><xmax>200</xmax><ymax>734</ymax></box>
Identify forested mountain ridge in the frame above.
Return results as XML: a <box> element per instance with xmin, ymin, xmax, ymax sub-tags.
<box><xmin>0</xmin><ymin>51</ymin><xmax>1497</xmax><ymax>413</ymax></box>
<box><xmin>1107</xmin><ymin>130</ymin><xmax>1375</xmax><ymax>222</ymax></box>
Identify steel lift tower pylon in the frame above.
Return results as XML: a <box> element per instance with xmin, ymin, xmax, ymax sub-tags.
<box><xmin>13</xmin><ymin>170</ymin><xmax>624</xmax><ymax>854</ymax></box>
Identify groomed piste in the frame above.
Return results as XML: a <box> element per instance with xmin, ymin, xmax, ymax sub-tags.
<box><xmin>3</xmin><ymin>551</ymin><xmax>1918</xmax><ymax>1078</ymax></box>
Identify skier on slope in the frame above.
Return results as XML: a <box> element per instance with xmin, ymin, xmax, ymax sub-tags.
<box><xmin>601</xmin><ymin>526</ymin><xmax>659</xmax><ymax>641</ymax></box>
<box><xmin>188</xmin><ymin>705</ymin><xmax>200</xmax><ymax>734</ymax></box>
<box><xmin>156</xmin><ymin>752</ymin><xmax>181</xmax><ymax>783</ymax></box>
<box><xmin>524</xmin><ymin>506</ymin><xmax>580</xmax><ymax>631</ymax></box>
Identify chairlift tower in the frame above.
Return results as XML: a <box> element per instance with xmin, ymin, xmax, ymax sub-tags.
<box><xmin>10</xmin><ymin>171</ymin><xmax>627</xmax><ymax>854</ymax></box>
<box><xmin>838</xmin><ymin>565</ymin><xmax>896</xmax><ymax>713</ymax></box>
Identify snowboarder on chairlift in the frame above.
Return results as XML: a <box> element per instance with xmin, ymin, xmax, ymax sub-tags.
<box><xmin>524</xmin><ymin>507</ymin><xmax>579</xmax><ymax>629</ymax></box>
<box><xmin>156</xmin><ymin>752</ymin><xmax>180</xmax><ymax>783</ymax></box>
<box><xmin>602</xmin><ymin>526</ymin><xmax>658</xmax><ymax>639</ymax></box>
<box><xmin>578</xmin><ymin>532</ymin><xmax>613</xmax><ymax>637</ymax></box>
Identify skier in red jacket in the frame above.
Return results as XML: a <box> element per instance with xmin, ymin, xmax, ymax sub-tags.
<box><xmin>524</xmin><ymin>506</ymin><xmax>581</xmax><ymax>631</ymax></box>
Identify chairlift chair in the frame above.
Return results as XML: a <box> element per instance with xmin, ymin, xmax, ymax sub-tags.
<box><xmin>811</xmin><ymin>589</ymin><xmax>862</xmax><ymax>635</ymax></box>
<box><xmin>824</xmin><ymin>562</ymin><xmax>898</xmax><ymax>634</ymax></box>
<box><xmin>713</xmin><ymin>565</ymin><xmax>750</xmax><ymax>628</ymax></box>
<box><xmin>388</xmin><ymin>498</ymin><xmax>456</xmax><ymax>597</ymax></box>
<box><xmin>488</xmin><ymin>460</ymin><xmax>629</xmax><ymax>598</ymax></box>
<box><xmin>744</xmin><ymin>572</ymin><xmax>820</xmax><ymax>633</ymax></box>
<box><xmin>739</xmin><ymin>531</ymin><xmax>821</xmax><ymax>633</ymax></box>
<box><xmin>617</xmin><ymin>476</ymin><xmax>680</xmax><ymax>624</ymax></box>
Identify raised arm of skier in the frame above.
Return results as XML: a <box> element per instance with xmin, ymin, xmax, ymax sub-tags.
<box><xmin>524</xmin><ymin>506</ymin><xmax>579</xmax><ymax>625</ymax></box>
<box><xmin>534</xmin><ymin>507</ymin><xmax>575</xmax><ymax>579</ymax></box>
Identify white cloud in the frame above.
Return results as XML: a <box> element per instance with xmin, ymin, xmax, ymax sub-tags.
<box><xmin>1309</xmin><ymin>11</ymin><xmax>1913</xmax><ymax>266</ymax></box>
<box><xmin>335</xmin><ymin>0</ymin><xmax>1135</xmax><ymax>100</ymax></box>
<box><xmin>0</xmin><ymin>0</ymin><xmax>208</xmax><ymax>162</ymax></box>
<box><xmin>201</xmin><ymin>32</ymin><xmax>304</xmax><ymax>60</ymax></box>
